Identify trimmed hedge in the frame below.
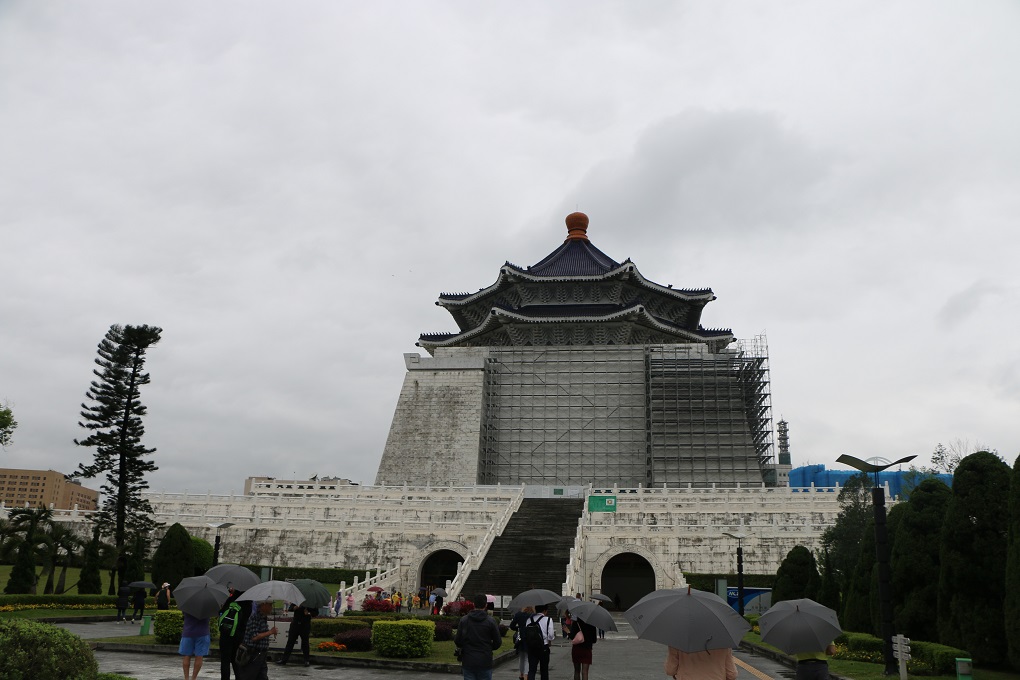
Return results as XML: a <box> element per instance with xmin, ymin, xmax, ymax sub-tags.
<box><xmin>834</xmin><ymin>632</ymin><xmax>969</xmax><ymax>675</ymax></box>
<box><xmin>0</xmin><ymin>618</ymin><xmax>99</xmax><ymax>680</ymax></box>
<box><xmin>683</xmin><ymin>573</ymin><xmax>775</xmax><ymax>593</ymax></box>
<box><xmin>335</xmin><ymin>627</ymin><xmax>373</xmax><ymax>652</ymax></box>
<box><xmin>239</xmin><ymin>565</ymin><xmax>376</xmax><ymax>585</ymax></box>
<box><xmin>309</xmin><ymin>617</ymin><xmax>373</xmax><ymax>637</ymax></box>
<box><xmin>152</xmin><ymin>610</ymin><xmax>219</xmax><ymax>645</ymax></box>
<box><xmin>372</xmin><ymin>620</ymin><xmax>435</xmax><ymax>658</ymax></box>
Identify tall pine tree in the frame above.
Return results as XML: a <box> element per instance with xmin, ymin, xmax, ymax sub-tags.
<box><xmin>75</xmin><ymin>324</ymin><xmax>162</xmax><ymax>591</ymax></box>
<box><xmin>937</xmin><ymin>451</ymin><xmax>1009</xmax><ymax>665</ymax></box>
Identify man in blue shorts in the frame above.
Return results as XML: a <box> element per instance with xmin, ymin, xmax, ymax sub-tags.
<box><xmin>180</xmin><ymin>611</ymin><xmax>211</xmax><ymax>680</ymax></box>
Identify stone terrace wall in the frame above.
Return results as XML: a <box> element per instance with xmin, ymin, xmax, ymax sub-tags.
<box><xmin>143</xmin><ymin>484</ymin><xmax>523</xmax><ymax>569</ymax></box>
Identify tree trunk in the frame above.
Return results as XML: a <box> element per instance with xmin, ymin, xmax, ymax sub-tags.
<box><xmin>56</xmin><ymin>563</ymin><xmax>69</xmax><ymax>594</ymax></box>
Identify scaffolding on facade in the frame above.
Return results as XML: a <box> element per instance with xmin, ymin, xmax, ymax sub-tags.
<box><xmin>478</xmin><ymin>338</ymin><xmax>775</xmax><ymax>489</ymax></box>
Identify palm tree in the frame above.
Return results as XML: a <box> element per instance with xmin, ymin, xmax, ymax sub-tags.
<box><xmin>53</xmin><ymin>525</ymin><xmax>84</xmax><ymax>594</ymax></box>
<box><xmin>4</xmin><ymin>507</ymin><xmax>53</xmax><ymax>594</ymax></box>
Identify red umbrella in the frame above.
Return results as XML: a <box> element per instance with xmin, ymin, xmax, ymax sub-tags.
<box><xmin>367</xmin><ymin>586</ymin><xmax>383</xmax><ymax>592</ymax></box>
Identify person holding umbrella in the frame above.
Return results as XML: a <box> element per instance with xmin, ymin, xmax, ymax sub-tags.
<box><xmin>758</xmin><ymin>598</ymin><xmax>841</xmax><ymax>680</ymax></box>
<box><xmin>568</xmin><ymin>609</ymin><xmax>597</xmax><ymax>680</ymax></box>
<box><xmin>236</xmin><ymin>600</ymin><xmax>279</xmax><ymax>680</ymax></box>
<box><xmin>175</xmin><ymin>576</ymin><xmax>230</xmax><ymax>680</ymax></box>
<box><xmin>218</xmin><ymin>587</ymin><xmax>250</xmax><ymax>680</ymax></box>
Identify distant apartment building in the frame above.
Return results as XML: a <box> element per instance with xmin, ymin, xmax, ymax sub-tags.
<box><xmin>0</xmin><ymin>468</ymin><xmax>100</xmax><ymax>510</ymax></box>
<box><xmin>243</xmin><ymin>475</ymin><xmax>358</xmax><ymax>497</ymax></box>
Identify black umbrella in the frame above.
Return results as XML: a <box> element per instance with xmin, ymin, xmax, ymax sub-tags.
<box><xmin>624</xmin><ymin>587</ymin><xmax>749</xmax><ymax>652</ymax></box>
<box><xmin>174</xmin><ymin>576</ymin><xmax>230</xmax><ymax>619</ymax></box>
<box><xmin>590</xmin><ymin>593</ymin><xmax>613</xmax><ymax>603</ymax></box>
<box><xmin>508</xmin><ymin>588</ymin><xmax>562</xmax><ymax>610</ymax></box>
<box><xmin>127</xmin><ymin>581</ymin><xmax>156</xmax><ymax>589</ymax></box>
<box><xmin>571</xmin><ymin>601</ymin><xmax>618</xmax><ymax>631</ymax></box>
<box><xmin>205</xmin><ymin>564</ymin><xmax>262</xmax><ymax>592</ymax></box>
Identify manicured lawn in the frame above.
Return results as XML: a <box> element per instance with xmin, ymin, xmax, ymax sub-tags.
<box><xmin>0</xmin><ymin>564</ymin><xmax>142</xmax><ymax>595</ymax></box>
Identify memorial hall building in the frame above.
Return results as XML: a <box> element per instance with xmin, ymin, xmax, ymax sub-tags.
<box><xmin>22</xmin><ymin>213</ymin><xmax>863</xmax><ymax>609</ymax></box>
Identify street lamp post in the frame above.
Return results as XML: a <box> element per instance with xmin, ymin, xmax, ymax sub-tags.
<box><xmin>836</xmin><ymin>454</ymin><xmax>916</xmax><ymax>676</ymax></box>
<box><xmin>207</xmin><ymin>522</ymin><xmax>235</xmax><ymax>566</ymax></box>
<box><xmin>722</xmin><ymin>531</ymin><xmax>747</xmax><ymax>616</ymax></box>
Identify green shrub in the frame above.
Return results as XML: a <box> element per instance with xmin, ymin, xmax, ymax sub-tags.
<box><xmin>310</xmin><ymin>617</ymin><xmax>373</xmax><ymax>637</ymax></box>
<box><xmin>152</xmin><ymin>610</ymin><xmax>218</xmax><ymax>644</ymax></box>
<box><xmin>154</xmin><ymin>610</ymin><xmax>184</xmax><ymax>644</ymax></box>
<box><xmin>191</xmin><ymin>538</ymin><xmax>214</xmax><ymax>575</ymax></box>
<box><xmin>372</xmin><ymin>620</ymin><xmax>435</xmax><ymax>658</ymax></box>
<box><xmin>0</xmin><ymin>618</ymin><xmax>99</xmax><ymax>679</ymax></box>
<box><xmin>912</xmin><ymin>641</ymin><xmax>971</xmax><ymax>675</ymax></box>
<box><xmin>151</xmin><ymin>523</ymin><xmax>193</xmax><ymax>592</ymax></box>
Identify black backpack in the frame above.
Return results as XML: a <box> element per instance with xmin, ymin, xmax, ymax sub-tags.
<box><xmin>524</xmin><ymin>614</ymin><xmax>546</xmax><ymax>654</ymax></box>
<box><xmin>218</xmin><ymin>602</ymin><xmax>242</xmax><ymax>638</ymax></box>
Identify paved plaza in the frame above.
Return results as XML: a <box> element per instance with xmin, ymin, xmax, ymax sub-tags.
<box><xmin>62</xmin><ymin>616</ymin><xmax>803</xmax><ymax>680</ymax></box>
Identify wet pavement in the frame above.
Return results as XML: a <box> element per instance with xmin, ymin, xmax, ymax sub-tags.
<box><xmin>63</xmin><ymin>616</ymin><xmax>801</xmax><ymax>680</ymax></box>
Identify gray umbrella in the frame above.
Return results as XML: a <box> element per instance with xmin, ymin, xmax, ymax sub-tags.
<box><xmin>557</xmin><ymin>596</ymin><xmax>581</xmax><ymax>613</ymax></box>
<box><xmin>624</xmin><ymin>587</ymin><xmax>749</xmax><ymax>652</ymax></box>
<box><xmin>759</xmin><ymin>598</ymin><xmax>842</xmax><ymax>655</ymax></box>
<box><xmin>174</xmin><ymin>576</ymin><xmax>230</xmax><ymax>619</ymax></box>
<box><xmin>204</xmin><ymin>564</ymin><xmax>262</xmax><ymax>592</ymax></box>
<box><xmin>590</xmin><ymin>593</ymin><xmax>613</xmax><ymax>603</ymax></box>
<box><xmin>236</xmin><ymin>579</ymin><xmax>306</xmax><ymax>605</ymax></box>
<box><xmin>127</xmin><ymin>581</ymin><xmax>156</xmax><ymax>589</ymax></box>
<box><xmin>570</xmin><ymin>601</ymin><xmax>618</xmax><ymax>631</ymax></box>
<box><xmin>431</xmin><ymin>588</ymin><xmax>448</xmax><ymax>598</ymax></box>
<box><xmin>508</xmin><ymin>588</ymin><xmax>562</xmax><ymax>610</ymax></box>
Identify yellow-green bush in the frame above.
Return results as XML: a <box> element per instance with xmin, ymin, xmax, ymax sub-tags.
<box><xmin>0</xmin><ymin>618</ymin><xmax>99</xmax><ymax>680</ymax></box>
<box><xmin>372</xmin><ymin>619</ymin><xmax>435</xmax><ymax>658</ymax></box>
<box><xmin>152</xmin><ymin>610</ymin><xmax>219</xmax><ymax>644</ymax></box>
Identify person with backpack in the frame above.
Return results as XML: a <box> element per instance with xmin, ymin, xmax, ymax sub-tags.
<box><xmin>525</xmin><ymin>603</ymin><xmax>556</xmax><ymax>680</ymax></box>
<box><xmin>453</xmin><ymin>593</ymin><xmax>502</xmax><ymax>680</ymax></box>
<box><xmin>217</xmin><ymin>588</ymin><xmax>250</xmax><ymax>680</ymax></box>
<box><xmin>508</xmin><ymin>605</ymin><xmax>534</xmax><ymax>680</ymax></box>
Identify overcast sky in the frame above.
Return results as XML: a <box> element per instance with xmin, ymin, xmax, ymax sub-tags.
<box><xmin>2</xmin><ymin>1</ymin><xmax>1018</xmax><ymax>496</ymax></box>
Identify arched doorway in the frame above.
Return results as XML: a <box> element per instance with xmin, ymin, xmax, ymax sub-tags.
<box><xmin>600</xmin><ymin>552</ymin><xmax>655</xmax><ymax>610</ymax></box>
<box><xmin>419</xmin><ymin>549</ymin><xmax>461</xmax><ymax>594</ymax></box>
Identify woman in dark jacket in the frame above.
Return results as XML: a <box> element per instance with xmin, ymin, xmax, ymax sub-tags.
<box><xmin>116</xmin><ymin>585</ymin><xmax>131</xmax><ymax>623</ymax></box>
<box><xmin>508</xmin><ymin>605</ymin><xmax>534</xmax><ymax>680</ymax></box>
<box><xmin>569</xmin><ymin>615</ymin><xmax>598</xmax><ymax>680</ymax></box>
<box><xmin>130</xmin><ymin>588</ymin><xmax>146</xmax><ymax>623</ymax></box>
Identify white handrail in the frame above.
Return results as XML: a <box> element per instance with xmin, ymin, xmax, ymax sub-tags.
<box><xmin>563</xmin><ymin>486</ymin><xmax>591</xmax><ymax>596</ymax></box>
<box><xmin>446</xmin><ymin>484</ymin><xmax>526</xmax><ymax>602</ymax></box>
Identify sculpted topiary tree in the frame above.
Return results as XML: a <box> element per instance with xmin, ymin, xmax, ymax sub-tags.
<box><xmin>938</xmin><ymin>451</ymin><xmax>1009</xmax><ymax>665</ymax></box>
<box><xmin>1005</xmin><ymin>454</ymin><xmax>1020</xmax><ymax>669</ymax></box>
<box><xmin>771</xmin><ymin>545</ymin><xmax>820</xmax><ymax>603</ymax></box>
<box><xmin>891</xmin><ymin>478</ymin><xmax>951</xmax><ymax>641</ymax></box>
<box><xmin>151</xmin><ymin>523</ymin><xmax>194</xmax><ymax>592</ymax></box>
<box><xmin>77</xmin><ymin>526</ymin><xmax>104</xmax><ymax>595</ymax></box>
<box><xmin>191</xmin><ymin>536</ymin><xmax>214</xmax><ymax>575</ymax></box>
